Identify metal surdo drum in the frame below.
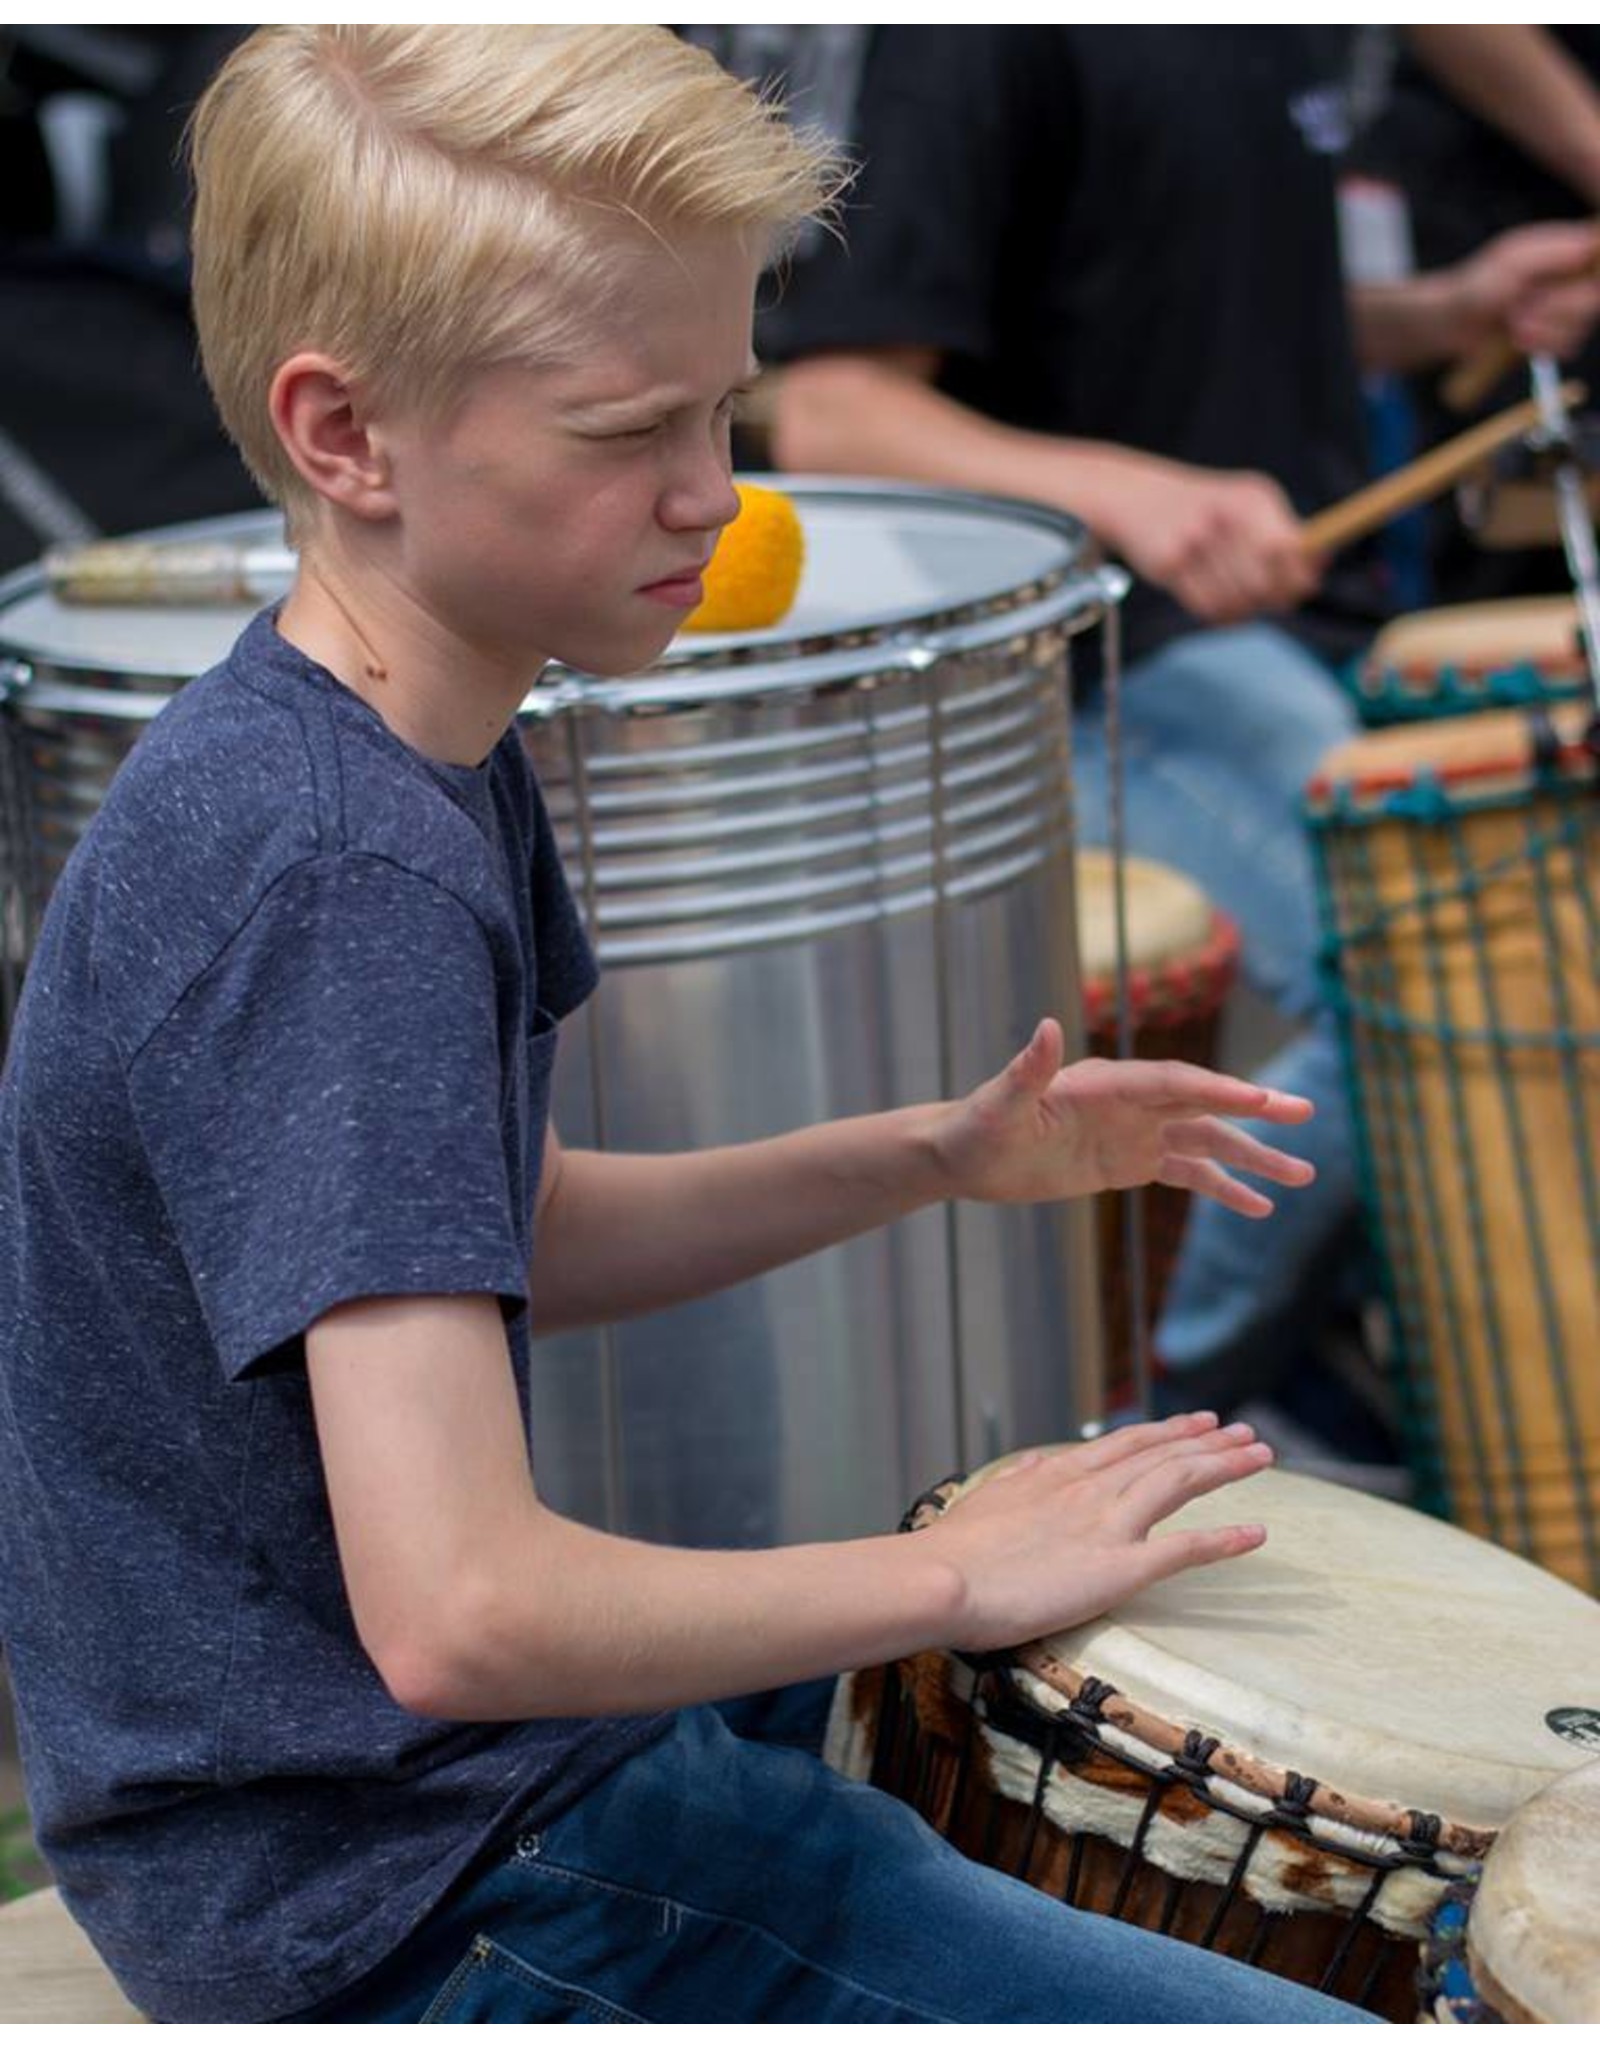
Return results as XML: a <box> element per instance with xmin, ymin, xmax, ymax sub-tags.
<box><xmin>1354</xmin><ymin>595</ymin><xmax>1591</xmax><ymax>725</ymax></box>
<box><xmin>0</xmin><ymin>483</ymin><xmax>1128</xmax><ymax>1550</ymax></box>
<box><xmin>1421</xmin><ymin>1759</ymin><xmax>1600</xmax><ymax>2023</ymax></box>
<box><xmin>1306</xmin><ymin>707</ymin><xmax>1600</xmax><ymax>1591</ymax></box>
<box><xmin>829</xmin><ymin>1459</ymin><xmax>1600</xmax><ymax>2021</ymax></box>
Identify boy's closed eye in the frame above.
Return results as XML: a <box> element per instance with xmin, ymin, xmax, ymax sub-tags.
<box><xmin>588</xmin><ymin>388</ymin><xmax>747</xmax><ymax>444</ymax></box>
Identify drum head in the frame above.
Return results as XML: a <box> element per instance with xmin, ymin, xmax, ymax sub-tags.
<box><xmin>1471</xmin><ymin>1758</ymin><xmax>1600</xmax><ymax>2022</ymax></box>
<box><xmin>1075</xmin><ymin>852</ymin><xmax>1215</xmax><ymax>981</ymax></box>
<box><xmin>962</xmin><ymin>1464</ymin><xmax>1600</xmax><ymax>1827</ymax></box>
<box><xmin>0</xmin><ymin>482</ymin><xmax>1092</xmax><ymax>688</ymax></box>
<box><xmin>1369</xmin><ymin>596</ymin><xmax>1582</xmax><ymax>678</ymax></box>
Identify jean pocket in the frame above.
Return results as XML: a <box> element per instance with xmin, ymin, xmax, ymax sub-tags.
<box><xmin>421</xmin><ymin>1933</ymin><xmax>642</xmax><ymax>2024</ymax></box>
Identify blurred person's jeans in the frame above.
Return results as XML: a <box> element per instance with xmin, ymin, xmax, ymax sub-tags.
<box><xmin>300</xmin><ymin>1695</ymin><xmax>1372</xmax><ymax>2022</ymax></box>
<box><xmin>1072</xmin><ymin>624</ymin><xmax>1362</xmax><ymax>1402</ymax></box>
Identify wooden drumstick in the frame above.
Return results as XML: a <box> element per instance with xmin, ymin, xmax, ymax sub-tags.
<box><xmin>1300</xmin><ymin>382</ymin><xmax>1586</xmax><ymax>557</ymax></box>
<box><xmin>1441</xmin><ymin>335</ymin><xmax>1524</xmax><ymax>416</ymax></box>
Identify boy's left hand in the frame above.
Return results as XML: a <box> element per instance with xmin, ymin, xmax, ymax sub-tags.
<box><xmin>933</xmin><ymin>1018</ymin><xmax>1315</xmax><ymax>1216</ymax></box>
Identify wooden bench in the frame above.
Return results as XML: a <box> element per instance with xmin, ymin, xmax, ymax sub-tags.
<box><xmin>0</xmin><ymin>1886</ymin><xmax>142</xmax><ymax>2022</ymax></box>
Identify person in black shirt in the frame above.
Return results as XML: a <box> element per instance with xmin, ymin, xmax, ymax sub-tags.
<box><xmin>768</xmin><ymin>28</ymin><xmax>1600</xmax><ymax>1420</ymax></box>
<box><xmin>1358</xmin><ymin>26</ymin><xmax>1600</xmax><ymax>604</ymax></box>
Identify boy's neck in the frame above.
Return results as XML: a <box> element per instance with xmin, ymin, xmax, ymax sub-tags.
<box><xmin>278</xmin><ymin>557</ymin><xmax>543</xmax><ymax>769</ymax></box>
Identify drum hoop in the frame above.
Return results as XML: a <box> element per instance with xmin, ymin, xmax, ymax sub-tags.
<box><xmin>908</xmin><ymin>1477</ymin><xmax>1492</xmax><ymax>1866</ymax></box>
<box><xmin>0</xmin><ymin>482</ymin><xmax>1126</xmax><ymax>704</ymax></box>
<box><xmin>1081</xmin><ymin>909</ymin><xmax>1239</xmax><ymax>1036</ymax></box>
<box><xmin>1386</xmin><ymin>653</ymin><xmax>1584</xmax><ymax>685</ymax></box>
<box><xmin>1014</xmin><ymin>1641</ymin><xmax>1488</xmax><ymax>1865</ymax></box>
<box><xmin>1305</xmin><ymin>734</ymin><xmax>1599</xmax><ymax>808</ymax></box>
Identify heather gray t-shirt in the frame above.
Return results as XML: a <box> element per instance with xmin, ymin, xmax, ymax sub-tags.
<box><xmin>0</xmin><ymin>611</ymin><xmax>666</xmax><ymax>2022</ymax></box>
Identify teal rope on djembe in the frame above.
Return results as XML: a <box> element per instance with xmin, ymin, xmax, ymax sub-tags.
<box><xmin>1308</xmin><ymin>709</ymin><xmax>1600</xmax><ymax>1590</ymax></box>
<box><xmin>1349</xmin><ymin>654</ymin><xmax>1588</xmax><ymax>729</ymax></box>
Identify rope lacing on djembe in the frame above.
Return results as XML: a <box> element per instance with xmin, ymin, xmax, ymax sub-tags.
<box><xmin>1306</xmin><ymin>728</ymin><xmax>1600</xmax><ymax>1576</ymax></box>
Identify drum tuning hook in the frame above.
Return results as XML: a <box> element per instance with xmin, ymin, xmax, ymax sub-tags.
<box><xmin>0</xmin><ymin>658</ymin><xmax>32</xmax><ymax>706</ymax></box>
<box><xmin>1057</xmin><ymin>565</ymin><xmax>1133</xmax><ymax>639</ymax></box>
<box><xmin>1524</xmin><ymin>418</ymin><xmax>1581</xmax><ymax>469</ymax></box>
<box><xmin>895</xmin><ymin>638</ymin><xmax>940</xmax><ymax>676</ymax></box>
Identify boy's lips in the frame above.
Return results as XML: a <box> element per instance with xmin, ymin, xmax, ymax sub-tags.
<box><xmin>638</xmin><ymin>562</ymin><xmax>710</xmax><ymax>606</ymax></box>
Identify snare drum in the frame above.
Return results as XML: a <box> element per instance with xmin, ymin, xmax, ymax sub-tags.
<box><xmin>1421</xmin><ymin>1759</ymin><xmax>1600</xmax><ymax>2022</ymax></box>
<box><xmin>829</xmin><ymin>1460</ymin><xmax>1600</xmax><ymax>2020</ymax></box>
<box><xmin>0</xmin><ymin>485</ymin><xmax>1127</xmax><ymax>1549</ymax></box>
<box><xmin>1306</xmin><ymin>706</ymin><xmax>1600</xmax><ymax>1589</ymax></box>
<box><xmin>1076</xmin><ymin>852</ymin><xmax>1239</xmax><ymax>1393</ymax></box>
<box><xmin>1354</xmin><ymin>596</ymin><xmax>1588</xmax><ymax>725</ymax></box>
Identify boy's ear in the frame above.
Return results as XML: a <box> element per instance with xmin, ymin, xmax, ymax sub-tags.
<box><xmin>268</xmin><ymin>354</ymin><xmax>396</xmax><ymax>520</ymax></box>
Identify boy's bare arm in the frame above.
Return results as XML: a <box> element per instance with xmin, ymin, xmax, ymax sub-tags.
<box><xmin>307</xmin><ymin>1289</ymin><xmax>1273</xmax><ymax>1722</ymax></box>
<box><xmin>771</xmin><ymin>350</ymin><xmax>1316</xmax><ymax>624</ymax></box>
<box><xmin>529</xmin><ymin>1022</ymin><xmax>1315</xmax><ymax>1335</ymax></box>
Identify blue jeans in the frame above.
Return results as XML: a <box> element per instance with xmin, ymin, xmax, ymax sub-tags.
<box><xmin>1072</xmin><ymin>624</ymin><xmax>1363</xmax><ymax>1398</ymax></box>
<box><xmin>300</xmin><ymin>1696</ymin><xmax>1373</xmax><ymax>2023</ymax></box>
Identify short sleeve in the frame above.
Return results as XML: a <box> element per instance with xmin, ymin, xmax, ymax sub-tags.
<box><xmin>761</xmin><ymin>29</ymin><xmax>1050</xmax><ymax>371</ymax></box>
<box><xmin>127</xmin><ymin>854</ymin><xmax>528</xmax><ymax>1378</ymax></box>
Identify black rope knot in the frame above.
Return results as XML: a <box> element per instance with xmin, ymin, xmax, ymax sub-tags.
<box><xmin>1402</xmin><ymin>1808</ymin><xmax>1444</xmax><ymax>1861</ymax></box>
<box><xmin>1069</xmin><ymin>1675</ymin><xmax>1118</xmax><ymax>1727</ymax></box>
<box><xmin>1170</xmin><ymin>1729</ymin><xmax>1221</xmax><ymax>1783</ymax></box>
<box><xmin>1272</xmin><ymin>1771</ymin><xmax>1319</xmax><ymax>1822</ymax></box>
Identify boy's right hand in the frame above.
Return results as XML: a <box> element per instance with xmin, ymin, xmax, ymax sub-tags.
<box><xmin>918</xmin><ymin>1413</ymin><xmax>1273</xmax><ymax>1655</ymax></box>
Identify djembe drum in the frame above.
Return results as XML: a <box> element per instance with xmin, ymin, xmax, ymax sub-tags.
<box><xmin>1306</xmin><ymin>705</ymin><xmax>1600</xmax><ymax>1589</ymax></box>
<box><xmin>828</xmin><ymin>1460</ymin><xmax>1600</xmax><ymax>2020</ymax></box>
<box><xmin>1354</xmin><ymin>596</ymin><xmax>1589</xmax><ymax>725</ymax></box>
<box><xmin>1076</xmin><ymin>852</ymin><xmax>1239</xmax><ymax>1396</ymax></box>
<box><xmin>1421</xmin><ymin>1757</ymin><xmax>1600</xmax><ymax>2022</ymax></box>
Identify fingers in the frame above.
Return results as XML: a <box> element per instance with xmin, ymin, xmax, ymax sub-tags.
<box><xmin>1157</xmin><ymin>1112</ymin><xmax>1317</xmax><ymax>1217</ymax></box>
<box><xmin>1103</xmin><ymin>1420</ymin><xmax>1265</xmax><ymax>1503</ymax></box>
<box><xmin>1462</xmin><ymin>221</ymin><xmax>1600</xmax><ymax>362</ymax></box>
<box><xmin>1136</xmin><ymin>1517</ymin><xmax>1269</xmax><ymax>1590</ymax></box>
<box><xmin>1006</xmin><ymin>1017</ymin><xmax>1065</xmax><ymax>1092</ymax></box>
<box><xmin>1172</xmin><ymin>530</ymin><xmax>1312</xmax><ymax>624</ymax></box>
<box><xmin>1510</xmin><ymin>276</ymin><xmax>1600</xmax><ymax>359</ymax></box>
<box><xmin>1498</xmin><ymin>218</ymin><xmax>1600</xmax><ymax>287</ymax></box>
<box><xmin>1115</xmin><ymin>1435</ymin><xmax>1275</xmax><ymax>1535</ymax></box>
<box><xmin>1159</xmin><ymin>1151</ymin><xmax>1278</xmax><ymax>1218</ymax></box>
<box><xmin>1137</xmin><ymin>470</ymin><xmax>1315</xmax><ymax>623</ymax></box>
<box><xmin>1054</xmin><ymin>1410</ymin><xmax>1225</xmax><ymax>1476</ymax></box>
<box><xmin>1161</xmin><ymin>1116</ymin><xmax>1317</xmax><ymax>1186</ymax></box>
<box><xmin>960</xmin><ymin>1415</ymin><xmax>1224</xmax><ymax>1501</ymax></box>
<box><xmin>1059</xmin><ymin>1056</ymin><xmax>1314</xmax><ymax>1125</ymax></box>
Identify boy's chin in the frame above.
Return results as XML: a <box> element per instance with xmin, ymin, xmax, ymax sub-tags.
<box><xmin>552</xmin><ymin>617</ymin><xmax>683</xmax><ymax>680</ymax></box>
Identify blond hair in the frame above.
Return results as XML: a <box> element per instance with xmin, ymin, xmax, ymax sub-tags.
<box><xmin>189</xmin><ymin>27</ymin><xmax>839</xmax><ymax>511</ymax></box>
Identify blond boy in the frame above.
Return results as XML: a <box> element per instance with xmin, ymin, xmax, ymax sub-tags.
<box><xmin>0</xmin><ymin>29</ymin><xmax>1362</xmax><ymax>2023</ymax></box>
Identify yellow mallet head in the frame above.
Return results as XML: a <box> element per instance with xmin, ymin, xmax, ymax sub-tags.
<box><xmin>683</xmin><ymin>483</ymin><xmax>804</xmax><ymax>634</ymax></box>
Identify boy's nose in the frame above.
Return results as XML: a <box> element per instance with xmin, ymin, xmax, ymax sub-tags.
<box><xmin>661</xmin><ymin>452</ymin><xmax>741</xmax><ymax>536</ymax></box>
